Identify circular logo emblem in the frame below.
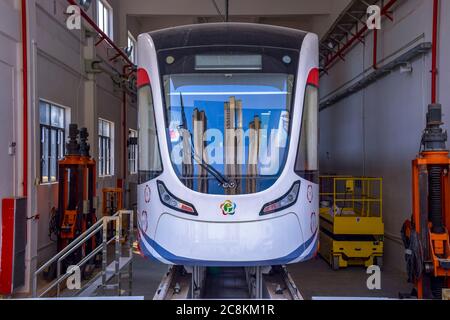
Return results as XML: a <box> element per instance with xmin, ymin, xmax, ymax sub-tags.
<box><xmin>220</xmin><ymin>200</ymin><xmax>237</xmax><ymax>216</ymax></box>
<box><xmin>139</xmin><ymin>210</ymin><xmax>148</xmax><ymax>233</ymax></box>
<box><xmin>144</xmin><ymin>185</ymin><xmax>151</xmax><ymax>203</ymax></box>
<box><xmin>310</xmin><ymin>212</ymin><xmax>318</xmax><ymax>234</ymax></box>
<box><xmin>307</xmin><ymin>185</ymin><xmax>313</xmax><ymax>203</ymax></box>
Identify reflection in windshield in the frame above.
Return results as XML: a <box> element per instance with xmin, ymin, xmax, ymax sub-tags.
<box><xmin>164</xmin><ymin>73</ymin><xmax>294</xmax><ymax>195</ymax></box>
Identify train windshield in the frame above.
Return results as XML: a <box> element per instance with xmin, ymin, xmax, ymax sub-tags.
<box><xmin>163</xmin><ymin>72</ymin><xmax>295</xmax><ymax>195</ymax></box>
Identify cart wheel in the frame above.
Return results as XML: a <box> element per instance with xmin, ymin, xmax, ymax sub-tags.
<box><xmin>374</xmin><ymin>256</ymin><xmax>383</xmax><ymax>269</ymax></box>
<box><xmin>332</xmin><ymin>256</ymin><xmax>340</xmax><ymax>271</ymax></box>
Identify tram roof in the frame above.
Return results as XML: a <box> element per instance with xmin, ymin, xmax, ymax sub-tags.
<box><xmin>148</xmin><ymin>22</ymin><xmax>308</xmax><ymax>51</ymax></box>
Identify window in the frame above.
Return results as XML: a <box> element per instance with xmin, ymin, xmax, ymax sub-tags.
<box><xmin>39</xmin><ymin>101</ymin><xmax>66</xmax><ymax>184</ymax></box>
<box><xmin>99</xmin><ymin>119</ymin><xmax>113</xmax><ymax>176</ymax></box>
<box><xmin>138</xmin><ymin>69</ymin><xmax>163</xmax><ymax>183</ymax></box>
<box><xmin>158</xmin><ymin>48</ymin><xmax>299</xmax><ymax>195</ymax></box>
<box><xmin>127</xmin><ymin>31</ymin><xmax>137</xmax><ymax>64</ymax></box>
<box><xmin>97</xmin><ymin>0</ymin><xmax>113</xmax><ymax>39</ymax></box>
<box><xmin>128</xmin><ymin>129</ymin><xmax>138</xmax><ymax>174</ymax></box>
<box><xmin>295</xmin><ymin>76</ymin><xmax>319</xmax><ymax>183</ymax></box>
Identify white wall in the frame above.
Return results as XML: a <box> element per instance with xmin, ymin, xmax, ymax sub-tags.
<box><xmin>30</xmin><ymin>0</ymin><xmax>138</xmax><ymax>268</ymax></box>
<box><xmin>0</xmin><ymin>0</ymin><xmax>139</xmax><ymax>293</ymax></box>
<box><xmin>319</xmin><ymin>0</ymin><xmax>448</xmax><ymax>271</ymax></box>
<box><xmin>0</xmin><ymin>0</ymin><xmax>21</xmax><ymax>266</ymax></box>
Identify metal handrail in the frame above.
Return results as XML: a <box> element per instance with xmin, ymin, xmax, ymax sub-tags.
<box><xmin>39</xmin><ymin>241</ymin><xmax>106</xmax><ymax>298</ymax></box>
<box><xmin>55</xmin><ymin>223</ymin><xmax>105</xmax><ymax>296</ymax></box>
<box><xmin>35</xmin><ymin>212</ymin><xmax>117</xmax><ymax>274</ymax></box>
<box><xmin>320</xmin><ymin>176</ymin><xmax>383</xmax><ymax>218</ymax></box>
<box><xmin>32</xmin><ymin>210</ymin><xmax>132</xmax><ymax>298</ymax></box>
<box><xmin>39</xmin><ymin>235</ymin><xmax>120</xmax><ymax>298</ymax></box>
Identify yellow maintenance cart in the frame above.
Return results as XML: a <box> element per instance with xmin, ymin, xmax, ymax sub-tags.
<box><xmin>319</xmin><ymin>176</ymin><xmax>384</xmax><ymax>270</ymax></box>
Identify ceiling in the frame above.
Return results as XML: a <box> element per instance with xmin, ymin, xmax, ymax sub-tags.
<box><xmin>121</xmin><ymin>0</ymin><xmax>352</xmax><ymax>40</ymax></box>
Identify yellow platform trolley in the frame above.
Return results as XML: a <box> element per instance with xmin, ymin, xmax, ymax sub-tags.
<box><xmin>319</xmin><ymin>176</ymin><xmax>384</xmax><ymax>270</ymax></box>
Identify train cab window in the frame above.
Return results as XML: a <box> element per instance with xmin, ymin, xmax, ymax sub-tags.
<box><xmin>138</xmin><ymin>70</ymin><xmax>163</xmax><ymax>183</ymax></box>
<box><xmin>295</xmin><ymin>71</ymin><xmax>319</xmax><ymax>183</ymax></box>
<box><xmin>159</xmin><ymin>48</ymin><xmax>299</xmax><ymax>195</ymax></box>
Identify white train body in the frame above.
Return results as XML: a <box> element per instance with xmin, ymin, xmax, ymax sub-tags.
<box><xmin>137</xmin><ymin>23</ymin><xmax>319</xmax><ymax>266</ymax></box>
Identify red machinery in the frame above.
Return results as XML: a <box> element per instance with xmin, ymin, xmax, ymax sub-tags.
<box><xmin>402</xmin><ymin>103</ymin><xmax>450</xmax><ymax>299</ymax></box>
<box><xmin>0</xmin><ymin>198</ymin><xmax>26</xmax><ymax>295</ymax></box>
<box><xmin>56</xmin><ymin>124</ymin><xmax>98</xmax><ymax>266</ymax></box>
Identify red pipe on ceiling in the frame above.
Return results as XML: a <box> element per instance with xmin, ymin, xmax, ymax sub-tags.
<box><xmin>373</xmin><ymin>28</ymin><xmax>378</xmax><ymax>70</ymax></box>
<box><xmin>431</xmin><ymin>0</ymin><xmax>439</xmax><ymax>104</ymax></box>
<box><xmin>66</xmin><ymin>0</ymin><xmax>136</xmax><ymax>184</ymax></box>
<box><xmin>66</xmin><ymin>0</ymin><xmax>133</xmax><ymax>67</ymax></box>
<box><xmin>122</xmin><ymin>65</ymin><xmax>133</xmax><ymax>181</ymax></box>
<box><xmin>324</xmin><ymin>0</ymin><xmax>399</xmax><ymax>70</ymax></box>
<box><xmin>21</xmin><ymin>0</ymin><xmax>28</xmax><ymax>197</ymax></box>
<box><xmin>324</xmin><ymin>25</ymin><xmax>368</xmax><ymax>70</ymax></box>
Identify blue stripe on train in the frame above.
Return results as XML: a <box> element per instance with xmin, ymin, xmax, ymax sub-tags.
<box><xmin>138</xmin><ymin>229</ymin><xmax>318</xmax><ymax>267</ymax></box>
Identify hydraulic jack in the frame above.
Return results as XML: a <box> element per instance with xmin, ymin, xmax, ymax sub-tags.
<box><xmin>402</xmin><ymin>103</ymin><xmax>450</xmax><ymax>299</ymax></box>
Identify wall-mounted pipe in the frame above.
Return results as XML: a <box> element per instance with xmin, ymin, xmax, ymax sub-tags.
<box><xmin>373</xmin><ymin>28</ymin><xmax>378</xmax><ymax>70</ymax></box>
<box><xmin>431</xmin><ymin>0</ymin><xmax>439</xmax><ymax>104</ymax></box>
<box><xmin>320</xmin><ymin>42</ymin><xmax>432</xmax><ymax>110</ymax></box>
<box><xmin>122</xmin><ymin>65</ymin><xmax>130</xmax><ymax>181</ymax></box>
<box><xmin>122</xmin><ymin>66</ymin><xmax>137</xmax><ymax>180</ymax></box>
<box><xmin>66</xmin><ymin>0</ymin><xmax>136</xmax><ymax>188</ymax></box>
<box><xmin>66</xmin><ymin>0</ymin><xmax>133</xmax><ymax>68</ymax></box>
<box><xmin>324</xmin><ymin>0</ymin><xmax>398</xmax><ymax>70</ymax></box>
<box><xmin>21</xmin><ymin>0</ymin><xmax>28</xmax><ymax>197</ymax></box>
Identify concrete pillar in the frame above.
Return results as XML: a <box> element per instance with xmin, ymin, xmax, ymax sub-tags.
<box><xmin>21</xmin><ymin>0</ymin><xmax>38</xmax><ymax>294</ymax></box>
<box><xmin>83</xmin><ymin>33</ymin><xmax>98</xmax><ymax>160</ymax></box>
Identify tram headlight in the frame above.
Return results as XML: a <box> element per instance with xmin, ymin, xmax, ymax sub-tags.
<box><xmin>157</xmin><ymin>181</ymin><xmax>198</xmax><ymax>216</ymax></box>
<box><xmin>260</xmin><ymin>181</ymin><xmax>301</xmax><ymax>215</ymax></box>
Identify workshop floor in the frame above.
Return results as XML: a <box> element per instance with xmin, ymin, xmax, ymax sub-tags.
<box><xmin>131</xmin><ymin>253</ymin><xmax>413</xmax><ymax>300</ymax></box>
<box><xmin>287</xmin><ymin>257</ymin><xmax>413</xmax><ymax>299</ymax></box>
<box><xmin>131</xmin><ymin>253</ymin><xmax>168</xmax><ymax>300</ymax></box>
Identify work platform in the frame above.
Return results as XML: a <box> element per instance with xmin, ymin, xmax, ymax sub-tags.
<box><xmin>32</xmin><ymin>211</ymin><xmax>134</xmax><ymax>298</ymax></box>
<box><xmin>319</xmin><ymin>176</ymin><xmax>384</xmax><ymax>269</ymax></box>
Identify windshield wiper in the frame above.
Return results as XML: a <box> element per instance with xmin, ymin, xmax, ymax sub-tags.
<box><xmin>177</xmin><ymin>93</ymin><xmax>236</xmax><ymax>189</ymax></box>
<box><xmin>189</xmin><ymin>144</ymin><xmax>237</xmax><ymax>189</ymax></box>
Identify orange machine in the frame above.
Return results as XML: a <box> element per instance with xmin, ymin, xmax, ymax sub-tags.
<box><xmin>402</xmin><ymin>103</ymin><xmax>450</xmax><ymax>299</ymax></box>
<box><xmin>102</xmin><ymin>188</ymin><xmax>123</xmax><ymax>217</ymax></box>
<box><xmin>102</xmin><ymin>188</ymin><xmax>125</xmax><ymax>240</ymax></box>
<box><xmin>57</xmin><ymin>124</ymin><xmax>97</xmax><ymax>264</ymax></box>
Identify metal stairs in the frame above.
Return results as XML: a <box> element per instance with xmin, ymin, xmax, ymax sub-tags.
<box><xmin>32</xmin><ymin>210</ymin><xmax>134</xmax><ymax>298</ymax></box>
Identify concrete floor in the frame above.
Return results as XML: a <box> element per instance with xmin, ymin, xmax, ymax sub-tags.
<box><xmin>131</xmin><ymin>253</ymin><xmax>168</xmax><ymax>299</ymax></box>
<box><xmin>131</xmin><ymin>253</ymin><xmax>413</xmax><ymax>300</ymax></box>
<box><xmin>288</xmin><ymin>257</ymin><xmax>412</xmax><ymax>299</ymax></box>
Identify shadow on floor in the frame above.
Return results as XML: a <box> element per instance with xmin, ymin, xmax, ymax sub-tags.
<box><xmin>288</xmin><ymin>257</ymin><xmax>413</xmax><ymax>299</ymax></box>
<box><xmin>131</xmin><ymin>253</ymin><xmax>168</xmax><ymax>299</ymax></box>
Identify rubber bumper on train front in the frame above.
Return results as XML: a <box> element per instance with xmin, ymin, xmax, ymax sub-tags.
<box><xmin>138</xmin><ymin>212</ymin><xmax>318</xmax><ymax>266</ymax></box>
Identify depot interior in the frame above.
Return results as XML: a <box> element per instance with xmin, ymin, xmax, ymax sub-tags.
<box><xmin>0</xmin><ymin>0</ymin><xmax>449</xmax><ymax>300</ymax></box>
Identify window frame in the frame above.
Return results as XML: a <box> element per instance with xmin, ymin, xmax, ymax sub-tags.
<box><xmin>128</xmin><ymin>129</ymin><xmax>138</xmax><ymax>175</ymax></box>
<box><xmin>98</xmin><ymin>118</ymin><xmax>114</xmax><ymax>177</ymax></box>
<box><xmin>39</xmin><ymin>100</ymin><xmax>67</xmax><ymax>185</ymax></box>
<box><xmin>127</xmin><ymin>31</ymin><xmax>137</xmax><ymax>64</ymax></box>
<box><xmin>294</xmin><ymin>83</ymin><xmax>319</xmax><ymax>183</ymax></box>
<box><xmin>138</xmin><ymin>80</ymin><xmax>164</xmax><ymax>184</ymax></box>
<box><xmin>97</xmin><ymin>0</ymin><xmax>113</xmax><ymax>40</ymax></box>
<box><xmin>156</xmin><ymin>46</ymin><xmax>299</xmax><ymax>194</ymax></box>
